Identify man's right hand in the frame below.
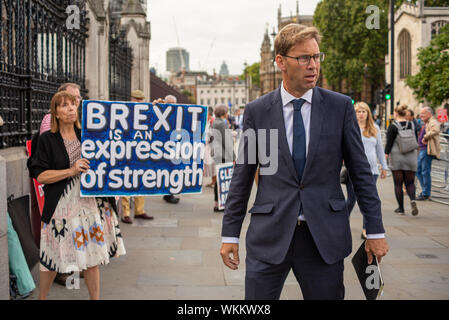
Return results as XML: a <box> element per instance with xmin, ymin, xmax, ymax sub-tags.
<box><xmin>220</xmin><ymin>243</ymin><xmax>240</xmax><ymax>270</ymax></box>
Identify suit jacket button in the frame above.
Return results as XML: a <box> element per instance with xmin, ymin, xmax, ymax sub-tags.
<box><xmin>299</xmin><ymin>184</ymin><xmax>305</xmax><ymax>190</ymax></box>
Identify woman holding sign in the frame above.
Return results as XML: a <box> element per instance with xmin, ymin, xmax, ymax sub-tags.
<box><xmin>30</xmin><ymin>91</ymin><xmax>126</xmax><ymax>300</ymax></box>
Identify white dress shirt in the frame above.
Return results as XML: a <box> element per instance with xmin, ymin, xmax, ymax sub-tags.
<box><xmin>222</xmin><ymin>83</ymin><xmax>384</xmax><ymax>243</ymax></box>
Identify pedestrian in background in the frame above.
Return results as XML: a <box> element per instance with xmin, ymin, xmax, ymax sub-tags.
<box><xmin>346</xmin><ymin>102</ymin><xmax>389</xmax><ymax>239</ymax></box>
<box><xmin>30</xmin><ymin>91</ymin><xmax>125</xmax><ymax>300</ymax></box>
<box><xmin>162</xmin><ymin>95</ymin><xmax>181</xmax><ymax>204</ymax></box>
<box><xmin>374</xmin><ymin>114</ymin><xmax>381</xmax><ymax>127</ymax></box>
<box><xmin>120</xmin><ymin>90</ymin><xmax>154</xmax><ymax>223</ymax></box>
<box><xmin>204</xmin><ymin>106</ymin><xmax>216</xmax><ymax>188</ymax></box>
<box><xmin>385</xmin><ymin>104</ymin><xmax>419</xmax><ymax>216</ymax></box>
<box><xmin>211</xmin><ymin>104</ymin><xmax>234</xmax><ymax>212</ymax></box>
<box><xmin>416</xmin><ymin>106</ymin><xmax>441</xmax><ymax>201</ymax></box>
<box><xmin>406</xmin><ymin>109</ymin><xmax>422</xmax><ymax>137</ymax></box>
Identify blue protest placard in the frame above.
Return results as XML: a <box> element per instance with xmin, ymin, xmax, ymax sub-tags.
<box><xmin>216</xmin><ymin>162</ymin><xmax>234</xmax><ymax>210</ymax></box>
<box><xmin>80</xmin><ymin>101</ymin><xmax>207</xmax><ymax>196</ymax></box>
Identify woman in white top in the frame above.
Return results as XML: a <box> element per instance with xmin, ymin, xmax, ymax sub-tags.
<box><xmin>346</xmin><ymin>102</ymin><xmax>389</xmax><ymax>239</ymax></box>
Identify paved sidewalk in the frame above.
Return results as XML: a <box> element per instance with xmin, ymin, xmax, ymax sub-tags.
<box><xmin>29</xmin><ymin>176</ymin><xmax>449</xmax><ymax>300</ymax></box>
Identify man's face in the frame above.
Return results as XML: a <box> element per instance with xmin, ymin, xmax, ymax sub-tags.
<box><xmin>166</xmin><ymin>97</ymin><xmax>176</xmax><ymax>104</ymax></box>
<box><xmin>420</xmin><ymin>109</ymin><xmax>431</xmax><ymax>123</ymax></box>
<box><xmin>66</xmin><ymin>86</ymin><xmax>81</xmax><ymax>107</ymax></box>
<box><xmin>277</xmin><ymin>38</ymin><xmax>320</xmax><ymax>95</ymax></box>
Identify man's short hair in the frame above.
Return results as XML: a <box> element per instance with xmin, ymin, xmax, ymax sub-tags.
<box><xmin>275</xmin><ymin>23</ymin><xmax>322</xmax><ymax>56</ymax></box>
<box><xmin>58</xmin><ymin>82</ymin><xmax>80</xmax><ymax>92</ymax></box>
<box><xmin>165</xmin><ymin>95</ymin><xmax>177</xmax><ymax>103</ymax></box>
<box><xmin>422</xmin><ymin>106</ymin><xmax>434</xmax><ymax>115</ymax></box>
<box><xmin>406</xmin><ymin>109</ymin><xmax>414</xmax><ymax>117</ymax></box>
<box><xmin>214</xmin><ymin>104</ymin><xmax>228</xmax><ymax>118</ymax></box>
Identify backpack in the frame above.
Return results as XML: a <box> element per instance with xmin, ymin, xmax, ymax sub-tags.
<box><xmin>392</xmin><ymin>121</ymin><xmax>418</xmax><ymax>154</ymax></box>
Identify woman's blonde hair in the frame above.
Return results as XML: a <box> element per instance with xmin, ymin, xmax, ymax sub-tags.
<box><xmin>50</xmin><ymin>91</ymin><xmax>80</xmax><ymax>133</ymax></box>
<box><xmin>354</xmin><ymin>102</ymin><xmax>378</xmax><ymax>138</ymax></box>
<box><xmin>394</xmin><ymin>104</ymin><xmax>408</xmax><ymax>117</ymax></box>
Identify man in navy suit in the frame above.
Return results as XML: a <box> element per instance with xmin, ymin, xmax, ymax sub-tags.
<box><xmin>220</xmin><ymin>24</ymin><xmax>389</xmax><ymax>300</ymax></box>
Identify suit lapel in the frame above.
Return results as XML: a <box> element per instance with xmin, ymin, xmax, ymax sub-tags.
<box><xmin>302</xmin><ymin>86</ymin><xmax>324</xmax><ymax>182</ymax></box>
<box><xmin>269</xmin><ymin>88</ymin><xmax>300</xmax><ymax>184</ymax></box>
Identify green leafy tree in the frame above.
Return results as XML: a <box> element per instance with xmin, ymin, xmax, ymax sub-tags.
<box><xmin>396</xmin><ymin>0</ymin><xmax>449</xmax><ymax>7</ymax></box>
<box><xmin>313</xmin><ymin>0</ymin><xmax>389</xmax><ymax>98</ymax></box>
<box><xmin>182</xmin><ymin>89</ymin><xmax>196</xmax><ymax>104</ymax></box>
<box><xmin>241</xmin><ymin>62</ymin><xmax>260</xmax><ymax>87</ymax></box>
<box><xmin>406</xmin><ymin>24</ymin><xmax>449</xmax><ymax>108</ymax></box>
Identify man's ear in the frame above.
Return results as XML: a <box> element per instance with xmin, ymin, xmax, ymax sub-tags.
<box><xmin>275</xmin><ymin>55</ymin><xmax>286</xmax><ymax>72</ymax></box>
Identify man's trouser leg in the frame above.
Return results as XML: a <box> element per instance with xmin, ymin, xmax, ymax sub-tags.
<box><xmin>422</xmin><ymin>152</ymin><xmax>433</xmax><ymax>197</ymax></box>
<box><xmin>121</xmin><ymin>197</ymin><xmax>131</xmax><ymax>217</ymax></box>
<box><xmin>134</xmin><ymin>196</ymin><xmax>145</xmax><ymax>215</ymax></box>
<box><xmin>416</xmin><ymin>150</ymin><xmax>425</xmax><ymax>195</ymax></box>
<box><xmin>245</xmin><ymin>222</ymin><xmax>344</xmax><ymax>300</ymax></box>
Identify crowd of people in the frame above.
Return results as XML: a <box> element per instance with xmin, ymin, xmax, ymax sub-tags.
<box><xmin>22</xmin><ymin>81</ymin><xmax>246</xmax><ymax>299</ymax></box>
<box><xmin>343</xmin><ymin>102</ymin><xmax>443</xmax><ymax>229</ymax></box>
<box><xmin>18</xmin><ymin>72</ymin><xmax>444</xmax><ymax>300</ymax></box>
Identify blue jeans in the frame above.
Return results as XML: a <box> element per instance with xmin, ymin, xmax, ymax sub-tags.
<box><xmin>416</xmin><ymin>149</ymin><xmax>433</xmax><ymax>197</ymax></box>
<box><xmin>346</xmin><ymin>174</ymin><xmax>378</xmax><ymax>229</ymax></box>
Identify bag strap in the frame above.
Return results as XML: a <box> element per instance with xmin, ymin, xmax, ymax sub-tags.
<box><xmin>392</xmin><ymin>121</ymin><xmax>402</xmax><ymax>131</ymax></box>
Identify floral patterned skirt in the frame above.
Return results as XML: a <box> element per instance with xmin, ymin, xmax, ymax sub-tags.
<box><xmin>40</xmin><ymin>177</ymin><xmax>126</xmax><ymax>272</ymax></box>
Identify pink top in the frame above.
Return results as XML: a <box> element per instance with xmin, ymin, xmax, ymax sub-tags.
<box><xmin>39</xmin><ymin>113</ymin><xmax>51</xmax><ymax>135</ymax></box>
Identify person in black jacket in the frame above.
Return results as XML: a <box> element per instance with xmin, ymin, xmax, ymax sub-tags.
<box><xmin>385</xmin><ymin>104</ymin><xmax>419</xmax><ymax>216</ymax></box>
<box><xmin>30</xmin><ymin>91</ymin><xmax>126</xmax><ymax>300</ymax></box>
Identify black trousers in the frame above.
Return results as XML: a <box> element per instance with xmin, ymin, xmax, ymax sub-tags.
<box><xmin>245</xmin><ymin>222</ymin><xmax>345</xmax><ymax>300</ymax></box>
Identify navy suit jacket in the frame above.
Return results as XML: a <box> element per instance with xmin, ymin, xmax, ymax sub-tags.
<box><xmin>221</xmin><ymin>86</ymin><xmax>385</xmax><ymax>265</ymax></box>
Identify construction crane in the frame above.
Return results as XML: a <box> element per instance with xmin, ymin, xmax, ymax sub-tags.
<box><xmin>172</xmin><ymin>17</ymin><xmax>186</xmax><ymax>71</ymax></box>
<box><xmin>203</xmin><ymin>37</ymin><xmax>216</xmax><ymax>72</ymax></box>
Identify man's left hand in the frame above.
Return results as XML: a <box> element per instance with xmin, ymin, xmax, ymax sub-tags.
<box><xmin>365</xmin><ymin>238</ymin><xmax>389</xmax><ymax>264</ymax></box>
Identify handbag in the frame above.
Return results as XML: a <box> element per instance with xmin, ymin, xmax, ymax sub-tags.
<box><xmin>392</xmin><ymin>121</ymin><xmax>418</xmax><ymax>154</ymax></box>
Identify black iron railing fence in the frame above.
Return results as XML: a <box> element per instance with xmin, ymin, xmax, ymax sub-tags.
<box><xmin>0</xmin><ymin>0</ymin><xmax>88</xmax><ymax>148</ymax></box>
<box><xmin>109</xmin><ymin>21</ymin><xmax>132</xmax><ymax>102</ymax></box>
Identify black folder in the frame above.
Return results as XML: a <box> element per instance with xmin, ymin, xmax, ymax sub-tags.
<box><xmin>351</xmin><ymin>241</ymin><xmax>384</xmax><ymax>300</ymax></box>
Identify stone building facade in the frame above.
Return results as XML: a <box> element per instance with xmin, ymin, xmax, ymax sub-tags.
<box><xmin>196</xmin><ymin>80</ymin><xmax>249</xmax><ymax>109</ymax></box>
<box><xmin>385</xmin><ymin>0</ymin><xmax>449</xmax><ymax>116</ymax></box>
<box><xmin>88</xmin><ymin>0</ymin><xmax>151</xmax><ymax>100</ymax></box>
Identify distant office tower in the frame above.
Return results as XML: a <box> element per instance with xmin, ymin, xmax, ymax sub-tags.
<box><xmin>166</xmin><ymin>47</ymin><xmax>190</xmax><ymax>73</ymax></box>
<box><xmin>219</xmin><ymin>61</ymin><xmax>229</xmax><ymax>77</ymax></box>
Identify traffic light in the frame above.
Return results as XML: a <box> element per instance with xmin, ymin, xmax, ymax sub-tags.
<box><xmin>384</xmin><ymin>84</ymin><xmax>391</xmax><ymax>101</ymax></box>
<box><xmin>375</xmin><ymin>89</ymin><xmax>385</xmax><ymax>104</ymax></box>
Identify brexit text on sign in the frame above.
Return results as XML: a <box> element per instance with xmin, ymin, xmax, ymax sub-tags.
<box><xmin>80</xmin><ymin>101</ymin><xmax>207</xmax><ymax>196</ymax></box>
<box><xmin>216</xmin><ymin>163</ymin><xmax>234</xmax><ymax>210</ymax></box>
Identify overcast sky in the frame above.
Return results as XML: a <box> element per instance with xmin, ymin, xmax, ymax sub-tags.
<box><xmin>147</xmin><ymin>0</ymin><xmax>321</xmax><ymax>78</ymax></box>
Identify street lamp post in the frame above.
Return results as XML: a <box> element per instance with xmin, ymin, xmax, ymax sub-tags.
<box><xmin>271</xmin><ymin>28</ymin><xmax>277</xmax><ymax>91</ymax></box>
<box><xmin>390</xmin><ymin>0</ymin><xmax>395</xmax><ymax>120</ymax></box>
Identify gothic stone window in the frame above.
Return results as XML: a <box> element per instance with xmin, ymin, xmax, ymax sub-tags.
<box><xmin>399</xmin><ymin>29</ymin><xmax>411</xmax><ymax>79</ymax></box>
<box><xmin>431</xmin><ymin>20</ymin><xmax>448</xmax><ymax>39</ymax></box>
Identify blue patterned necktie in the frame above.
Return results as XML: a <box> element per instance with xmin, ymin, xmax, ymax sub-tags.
<box><xmin>292</xmin><ymin>98</ymin><xmax>307</xmax><ymax>182</ymax></box>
